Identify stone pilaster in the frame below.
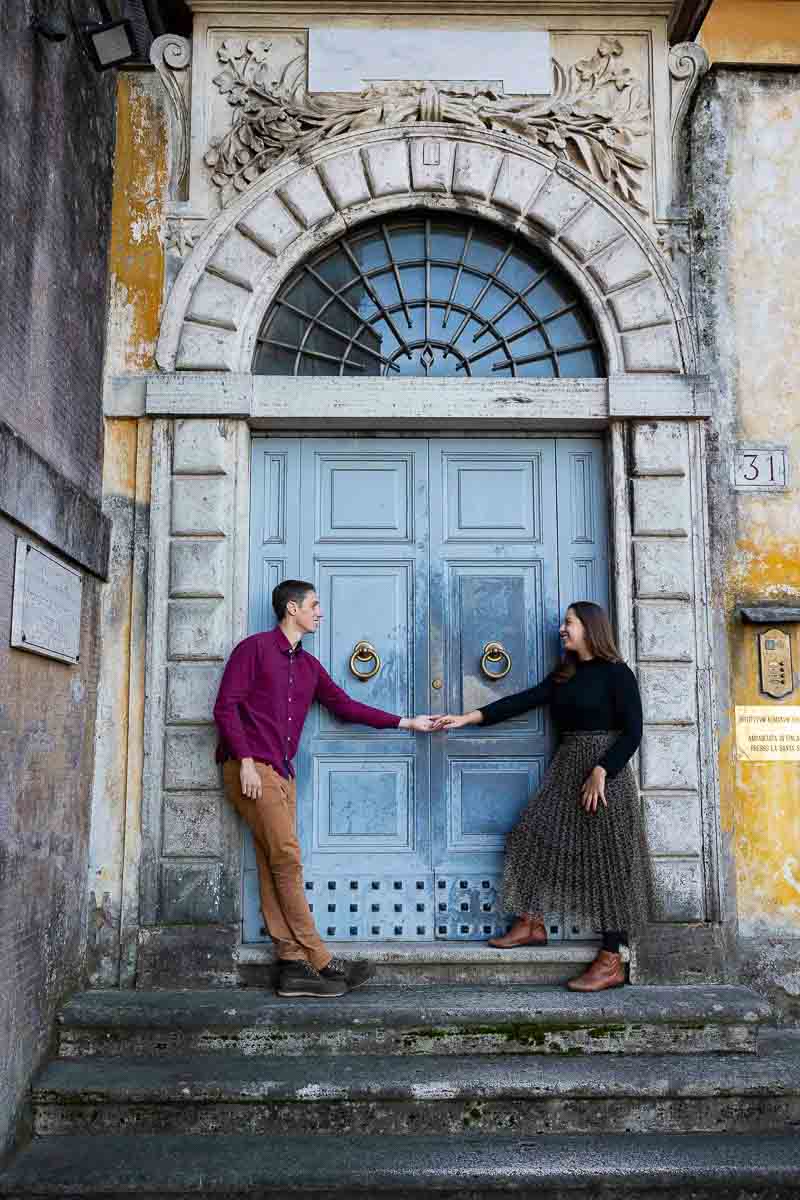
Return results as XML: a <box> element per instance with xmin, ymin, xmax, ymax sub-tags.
<box><xmin>141</xmin><ymin>418</ymin><xmax>248</xmax><ymax>933</ymax></box>
<box><xmin>630</xmin><ymin>420</ymin><xmax>712</xmax><ymax>923</ymax></box>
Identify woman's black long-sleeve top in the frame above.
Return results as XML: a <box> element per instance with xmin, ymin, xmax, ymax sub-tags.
<box><xmin>478</xmin><ymin>657</ymin><xmax>643</xmax><ymax>778</ymax></box>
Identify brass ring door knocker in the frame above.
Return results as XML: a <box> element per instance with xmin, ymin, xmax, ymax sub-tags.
<box><xmin>350</xmin><ymin>641</ymin><xmax>381</xmax><ymax>681</ymax></box>
<box><xmin>480</xmin><ymin>641</ymin><xmax>512</xmax><ymax>680</ymax></box>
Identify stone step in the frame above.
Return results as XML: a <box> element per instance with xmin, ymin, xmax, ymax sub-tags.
<box><xmin>32</xmin><ymin>1033</ymin><xmax>800</xmax><ymax>1137</ymax></box>
<box><xmin>237</xmin><ymin>939</ymin><xmax>608</xmax><ymax>988</ymax></box>
<box><xmin>57</xmin><ymin>985</ymin><xmax>770</xmax><ymax>1059</ymax></box>
<box><xmin>2</xmin><ymin>1132</ymin><xmax>800</xmax><ymax>1198</ymax></box>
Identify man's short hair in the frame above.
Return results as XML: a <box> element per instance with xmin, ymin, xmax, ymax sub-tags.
<box><xmin>272</xmin><ymin>579</ymin><xmax>315</xmax><ymax>622</ymax></box>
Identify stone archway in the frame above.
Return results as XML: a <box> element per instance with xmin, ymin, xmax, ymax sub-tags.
<box><xmin>138</xmin><ymin>124</ymin><xmax>718</xmax><ymax>987</ymax></box>
<box><xmin>156</xmin><ymin>126</ymin><xmax>694</xmax><ymax>378</ymax></box>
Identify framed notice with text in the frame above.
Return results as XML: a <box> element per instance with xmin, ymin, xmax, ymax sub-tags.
<box><xmin>735</xmin><ymin>706</ymin><xmax>800</xmax><ymax>762</ymax></box>
<box><xmin>10</xmin><ymin>540</ymin><xmax>83</xmax><ymax>665</ymax></box>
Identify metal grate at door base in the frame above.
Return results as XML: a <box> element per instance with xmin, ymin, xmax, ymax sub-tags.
<box><xmin>433</xmin><ymin>875</ymin><xmax>535</xmax><ymax>941</ymax></box>
<box><xmin>244</xmin><ymin>866</ymin><xmax>602</xmax><ymax>944</ymax></box>
<box><xmin>245</xmin><ymin>875</ymin><xmax>437</xmax><ymax>942</ymax></box>
<box><xmin>305</xmin><ymin>875</ymin><xmax>435</xmax><ymax>940</ymax></box>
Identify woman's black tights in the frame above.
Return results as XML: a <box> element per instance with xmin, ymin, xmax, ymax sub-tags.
<box><xmin>601</xmin><ymin>930</ymin><xmax>627</xmax><ymax>953</ymax></box>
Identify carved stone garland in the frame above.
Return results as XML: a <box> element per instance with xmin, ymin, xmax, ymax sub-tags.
<box><xmin>204</xmin><ymin>37</ymin><xmax>651</xmax><ymax>213</ymax></box>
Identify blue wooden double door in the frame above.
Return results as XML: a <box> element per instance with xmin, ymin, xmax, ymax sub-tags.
<box><xmin>244</xmin><ymin>437</ymin><xmax>608</xmax><ymax>943</ymax></box>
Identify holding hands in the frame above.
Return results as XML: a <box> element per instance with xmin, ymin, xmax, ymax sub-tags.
<box><xmin>401</xmin><ymin>711</ymin><xmax>484</xmax><ymax>732</ymax></box>
<box><xmin>399</xmin><ymin>714</ymin><xmax>440</xmax><ymax>733</ymax></box>
<box><xmin>431</xmin><ymin>710</ymin><xmax>483</xmax><ymax>732</ymax></box>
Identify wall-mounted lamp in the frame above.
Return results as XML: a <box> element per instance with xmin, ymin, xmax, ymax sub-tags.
<box><xmin>81</xmin><ymin>17</ymin><xmax>138</xmax><ymax>70</ymax></box>
<box><xmin>31</xmin><ymin>4</ymin><xmax>139</xmax><ymax>71</ymax></box>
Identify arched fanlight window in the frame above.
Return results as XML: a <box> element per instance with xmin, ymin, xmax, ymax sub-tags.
<box><xmin>253</xmin><ymin>214</ymin><xmax>603</xmax><ymax>378</ymax></box>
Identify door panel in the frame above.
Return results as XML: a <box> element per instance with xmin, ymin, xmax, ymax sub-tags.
<box><xmin>556</xmin><ymin>438</ymin><xmax>609</xmax><ymax>614</ymax></box>
<box><xmin>295</xmin><ymin>440</ymin><xmax>432</xmax><ymax>939</ymax></box>
<box><xmin>429</xmin><ymin>441</ymin><xmax>560</xmax><ymax>939</ymax></box>
<box><xmin>244</xmin><ymin>435</ymin><xmax>609</xmax><ymax>944</ymax></box>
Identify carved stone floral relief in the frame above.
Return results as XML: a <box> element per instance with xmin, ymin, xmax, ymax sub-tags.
<box><xmin>204</xmin><ymin>36</ymin><xmax>651</xmax><ymax>214</ymax></box>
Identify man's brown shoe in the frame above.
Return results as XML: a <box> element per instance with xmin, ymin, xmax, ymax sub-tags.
<box><xmin>566</xmin><ymin>949</ymin><xmax>625</xmax><ymax>992</ymax></box>
<box><xmin>488</xmin><ymin>915</ymin><xmax>548</xmax><ymax>949</ymax></box>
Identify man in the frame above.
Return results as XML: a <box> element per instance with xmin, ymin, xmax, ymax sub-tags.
<box><xmin>214</xmin><ymin>579</ymin><xmax>435</xmax><ymax>999</ymax></box>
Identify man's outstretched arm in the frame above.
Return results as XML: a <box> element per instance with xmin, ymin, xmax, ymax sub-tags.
<box><xmin>314</xmin><ymin>664</ymin><xmax>436</xmax><ymax>732</ymax></box>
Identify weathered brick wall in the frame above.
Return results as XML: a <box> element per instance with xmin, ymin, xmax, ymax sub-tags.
<box><xmin>0</xmin><ymin>0</ymin><xmax>115</xmax><ymax>1158</ymax></box>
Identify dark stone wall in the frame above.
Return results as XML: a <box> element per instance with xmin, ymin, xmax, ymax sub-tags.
<box><xmin>0</xmin><ymin>0</ymin><xmax>115</xmax><ymax>1159</ymax></box>
<box><xmin>0</xmin><ymin>0</ymin><xmax>115</xmax><ymax>503</ymax></box>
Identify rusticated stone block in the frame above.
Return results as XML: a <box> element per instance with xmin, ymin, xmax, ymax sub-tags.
<box><xmin>634</xmin><ymin>540</ymin><xmax>693</xmax><ymax>599</ymax></box>
<box><xmin>632</xmin><ymin>421</ymin><xmax>689</xmax><ymax>476</ymax></box>
<box><xmin>238</xmin><ymin>195</ymin><xmax>301</xmax><ymax>256</ymax></box>
<box><xmin>163</xmin><ymin>727</ymin><xmax>220</xmax><ymax>790</ymax></box>
<box><xmin>630</xmin><ymin>924</ymin><xmax>727</xmax><ymax>985</ymax></box>
<box><xmin>170</xmin><ymin>540</ymin><xmax>226</xmax><ymax>598</ymax></box>
<box><xmin>491</xmin><ymin>154</ymin><xmax>549</xmax><ymax>215</ymax></box>
<box><xmin>587</xmin><ymin>238</ymin><xmax>650</xmax><ymax>292</ymax></box>
<box><xmin>642</xmin><ymin>791</ymin><xmax>702</xmax><ymax>856</ymax></box>
<box><xmin>162</xmin><ymin>791</ymin><xmax>223</xmax><ymax>857</ymax></box>
<box><xmin>622</xmin><ymin>326</ymin><xmax>682</xmax><ymax>372</ymax></box>
<box><xmin>171</xmin><ymin>477</ymin><xmax>228</xmax><ymax>536</ymax></box>
<box><xmin>559</xmin><ymin>204</ymin><xmax>621</xmax><ymax>262</ymax></box>
<box><xmin>639</xmin><ymin>665</ymin><xmax>697</xmax><ymax>724</ymax></box>
<box><xmin>173</xmin><ymin>419</ymin><xmax>229</xmax><ymax>475</ymax></box>
<box><xmin>635</xmin><ymin>601</ymin><xmax>694</xmax><ymax>661</ymax></box>
<box><xmin>650</xmin><ymin>857</ymin><xmax>705</xmax><ymax>921</ymax></box>
<box><xmin>166</xmin><ymin>663</ymin><xmax>224</xmax><ymax>724</ymax></box>
<box><xmin>318</xmin><ymin>151</ymin><xmax>370</xmax><ymax>209</ymax></box>
<box><xmin>410</xmin><ymin>139</ymin><xmax>456</xmax><ymax>193</ymax></box>
<box><xmin>176</xmin><ymin>323</ymin><xmax>237</xmax><ymax>372</ymax></box>
<box><xmin>167</xmin><ymin>599</ymin><xmax>226</xmax><ymax>660</ymax></box>
<box><xmin>632</xmin><ymin>478</ymin><xmax>690</xmax><ymax>536</ymax></box>
<box><xmin>209</xmin><ymin>228</ymin><xmax>271</xmax><ymax>291</ymax></box>
<box><xmin>640</xmin><ymin>727</ymin><xmax>699</xmax><ymax>790</ymax></box>
<box><xmin>609</xmin><ymin>279</ymin><xmax>672</xmax><ymax>331</ymax></box>
<box><xmin>527</xmin><ymin>174</ymin><xmax>586</xmax><ymax>234</ymax></box>
<box><xmin>135</xmin><ymin>925</ymin><xmax>239</xmax><ymax>989</ymax></box>
<box><xmin>161</xmin><ymin>861</ymin><xmax>223</xmax><ymax>923</ymax></box>
<box><xmin>278</xmin><ymin>168</ymin><xmax>335</xmax><ymax>228</ymax></box>
<box><xmin>452</xmin><ymin>142</ymin><xmax>503</xmax><ymax>200</ymax></box>
<box><xmin>187</xmin><ymin>273</ymin><xmax>250</xmax><ymax>330</ymax></box>
<box><xmin>362</xmin><ymin>141</ymin><xmax>411</xmax><ymax>197</ymax></box>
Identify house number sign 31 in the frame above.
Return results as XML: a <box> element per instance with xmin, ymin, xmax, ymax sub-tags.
<box><xmin>732</xmin><ymin>445</ymin><xmax>788</xmax><ymax>491</ymax></box>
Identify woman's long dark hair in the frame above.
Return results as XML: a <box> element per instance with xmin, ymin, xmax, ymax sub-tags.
<box><xmin>553</xmin><ymin>601</ymin><xmax>622</xmax><ymax>683</ymax></box>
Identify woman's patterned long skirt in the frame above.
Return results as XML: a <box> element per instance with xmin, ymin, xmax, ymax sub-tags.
<box><xmin>500</xmin><ymin>731</ymin><xmax>653</xmax><ymax>934</ymax></box>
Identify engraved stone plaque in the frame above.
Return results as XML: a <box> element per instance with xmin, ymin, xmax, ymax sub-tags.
<box><xmin>732</xmin><ymin>445</ymin><xmax>788</xmax><ymax>491</ymax></box>
<box><xmin>11</xmin><ymin>540</ymin><xmax>83</xmax><ymax>665</ymax></box>
<box><xmin>735</xmin><ymin>706</ymin><xmax>800</xmax><ymax>761</ymax></box>
<box><xmin>308</xmin><ymin>29</ymin><xmax>552</xmax><ymax>95</ymax></box>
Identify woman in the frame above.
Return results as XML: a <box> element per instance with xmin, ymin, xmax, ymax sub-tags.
<box><xmin>435</xmin><ymin>602</ymin><xmax>651</xmax><ymax>992</ymax></box>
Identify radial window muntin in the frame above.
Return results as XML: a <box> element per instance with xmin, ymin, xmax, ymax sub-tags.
<box><xmin>254</xmin><ymin>214</ymin><xmax>603</xmax><ymax>379</ymax></box>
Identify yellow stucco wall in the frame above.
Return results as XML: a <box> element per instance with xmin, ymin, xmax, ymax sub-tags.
<box><xmin>715</xmin><ymin>83</ymin><xmax>800</xmax><ymax>937</ymax></box>
<box><xmin>700</xmin><ymin>0</ymin><xmax>800</xmax><ymax>64</ymax></box>
<box><xmin>89</xmin><ymin>71</ymin><xmax>166</xmax><ymax>985</ymax></box>
<box><xmin>106</xmin><ymin>73</ymin><xmax>168</xmax><ymax>375</ymax></box>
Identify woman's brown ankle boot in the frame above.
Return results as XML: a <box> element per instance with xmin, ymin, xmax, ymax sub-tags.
<box><xmin>566</xmin><ymin>949</ymin><xmax>625</xmax><ymax>991</ymax></box>
<box><xmin>488</xmin><ymin>915</ymin><xmax>547</xmax><ymax>949</ymax></box>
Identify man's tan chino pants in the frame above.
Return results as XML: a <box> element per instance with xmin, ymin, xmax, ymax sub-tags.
<box><xmin>223</xmin><ymin>760</ymin><xmax>331</xmax><ymax>971</ymax></box>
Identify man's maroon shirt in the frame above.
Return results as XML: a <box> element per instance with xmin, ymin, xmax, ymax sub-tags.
<box><xmin>213</xmin><ymin>626</ymin><xmax>401</xmax><ymax>778</ymax></box>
